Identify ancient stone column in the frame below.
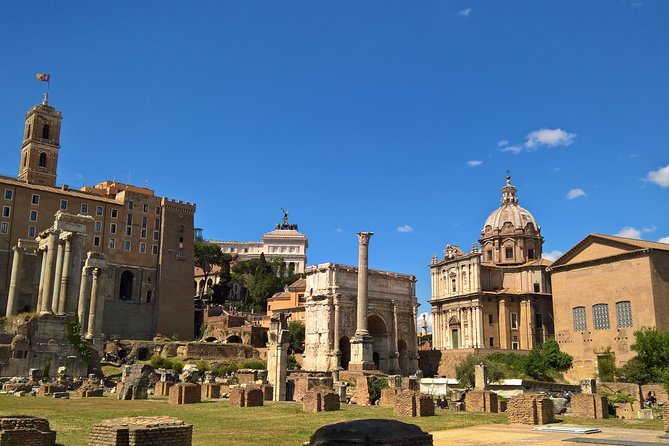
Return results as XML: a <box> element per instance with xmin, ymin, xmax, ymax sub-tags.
<box><xmin>36</xmin><ymin>247</ymin><xmax>48</xmax><ymax>312</ymax></box>
<box><xmin>477</xmin><ymin>305</ymin><xmax>485</xmax><ymax>348</ymax></box>
<box><xmin>66</xmin><ymin>234</ymin><xmax>86</xmax><ymax>315</ymax></box>
<box><xmin>389</xmin><ymin>300</ymin><xmax>400</xmax><ymax>374</ymax></box>
<box><xmin>78</xmin><ymin>267</ymin><xmax>92</xmax><ymax>330</ymax></box>
<box><xmin>333</xmin><ymin>294</ymin><xmax>341</xmax><ymax>369</ymax></box>
<box><xmin>267</xmin><ymin>313</ymin><xmax>289</xmax><ymax>401</ymax></box>
<box><xmin>5</xmin><ymin>245</ymin><xmax>25</xmax><ymax>317</ymax></box>
<box><xmin>86</xmin><ymin>268</ymin><xmax>102</xmax><ymax>339</ymax></box>
<box><xmin>57</xmin><ymin>235</ymin><xmax>73</xmax><ymax>315</ymax></box>
<box><xmin>40</xmin><ymin>230</ymin><xmax>59</xmax><ymax>315</ymax></box>
<box><xmin>51</xmin><ymin>238</ymin><xmax>65</xmax><ymax>313</ymax></box>
<box><xmin>499</xmin><ymin>298</ymin><xmax>509</xmax><ymax>349</ymax></box>
<box><xmin>355</xmin><ymin>232</ymin><xmax>373</xmax><ymax>336</ymax></box>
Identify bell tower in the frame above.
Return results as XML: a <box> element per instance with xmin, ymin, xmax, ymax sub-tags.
<box><xmin>18</xmin><ymin>93</ymin><xmax>62</xmax><ymax>187</ymax></box>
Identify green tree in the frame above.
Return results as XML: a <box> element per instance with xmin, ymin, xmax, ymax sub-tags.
<box><xmin>288</xmin><ymin>320</ymin><xmax>305</xmax><ymax>353</ymax></box>
<box><xmin>455</xmin><ymin>355</ymin><xmax>505</xmax><ymax>389</ymax></box>
<box><xmin>617</xmin><ymin>328</ymin><xmax>669</xmax><ymax>387</ymax></box>
<box><xmin>525</xmin><ymin>338</ymin><xmax>573</xmax><ymax>381</ymax></box>
<box><xmin>210</xmin><ymin>253</ymin><xmax>234</xmax><ymax>304</ymax></box>
<box><xmin>194</xmin><ymin>242</ymin><xmax>224</xmax><ymax>298</ymax></box>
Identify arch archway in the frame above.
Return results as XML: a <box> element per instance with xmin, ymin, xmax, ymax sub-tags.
<box><xmin>39</xmin><ymin>152</ymin><xmax>47</xmax><ymax>168</ymax></box>
<box><xmin>339</xmin><ymin>336</ymin><xmax>351</xmax><ymax>370</ymax></box>
<box><xmin>226</xmin><ymin>335</ymin><xmax>243</xmax><ymax>344</ymax></box>
<box><xmin>119</xmin><ymin>271</ymin><xmax>134</xmax><ymax>301</ymax></box>
<box><xmin>367</xmin><ymin>315</ymin><xmax>390</xmax><ymax>372</ymax></box>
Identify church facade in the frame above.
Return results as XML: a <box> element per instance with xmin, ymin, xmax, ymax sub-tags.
<box><xmin>0</xmin><ymin>95</ymin><xmax>196</xmax><ymax>341</ymax></box>
<box><xmin>430</xmin><ymin>176</ymin><xmax>554</xmax><ymax>352</ymax></box>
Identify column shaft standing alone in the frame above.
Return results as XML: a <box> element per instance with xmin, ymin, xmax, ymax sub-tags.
<box><xmin>355</xmin><ymin>232</ymin><xmax>373</xmax><ymax>336</ymax></box>
<box><xmin>5</xmin><ymin>246</ymin><xmax>24</xmax><ymax>317</ymax></box>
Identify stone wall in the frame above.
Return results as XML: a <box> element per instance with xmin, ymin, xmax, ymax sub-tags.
<box><xmin>168</xmin><ymin>383</ymin><xmax>201</xmax><ymax>405</ymax></box>
<box><xmin>0</xmin><ymin>417</ymin><xmax>56</xmax><ymax>446</ymax></box>
<box><xmin>229</xmin><ymin>388</ymin><xmax>245</xmax><ymax>407</ymax></box>
<box><xmin>246</xmin><ymin>388</ymin><xmax>264</xmax><ymax>407</ymax></box>
<box><xmin>641</xmin><ymin>384</ymin><xmax>668</xmax><ymax>405</ymax></box>
<box><xmin>200</xmin><ymin>383</ymin><xmax>220</xmax><ymax>399</ymax></box>
<box><xmin>154</xmin><ymin>381</ymin><xmax>173</xmax><ymax>397</ymax></box>
<box><xmin>570</xmin><ymin>394</ymin><xmax>608</xmax><ymax>419</ymax></box>
<box><xmin>380</xmin><ymin>388</ymin><xmax>401</xmax><ymax>408</ymax></box>
<box><xmin>394</xmin><ymin>390</ymin><xmax>417</xmax><ymax>417</ymax></box>
<box><xmin>599</xmin><ymin>382</ymin><xmax>642</xmax><ymax>419</ymax></box>
<box><xmin>88</xmin><ymin>416</ymin><xmax>192</xmax><ymax>446</ymax></box>
<box><xmin>303</xmin><ymin>391</ymin><xmax>322</xmax><ymax>413</ymax></box>
<box><xmin>507</xmin><ymin>394</ymin><xmax>555</xmax><ymax>425</ymax></box>
<box><xmin>465</xmin><ymin>390</ymin><xmax>498</xmax><ymax>413</ymax></box>
<box><xmin>322</xmin><ymin>392</ymin><xmax>340</xmax><ymax>411</ymax></box>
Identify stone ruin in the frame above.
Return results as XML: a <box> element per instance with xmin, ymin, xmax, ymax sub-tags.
<box><xmin>393</xmin><ymin>390</ymin><xmax>435</xmax><ymax>417</ymax></box>
<box><xmin>570</xmin><ymin>393</ymin><xmax>609</xmax><ymax>419</ymax></box>
<box><xmin>464</xmin><ymin>390</ymin><xmax>498</xmax><ymax>413</ymax></box>
<box><xmin>0</xmin><ymin>416</ymin><xmax>57</xmax><ymax>446</ymax></box>
<box><xmin>169</xmin><ymin>383</ymin><xmax>201</xmax><ymax>405</ymax></box>
<box><xmin>302</xmin><ymin>390</ymin><xmax>341</xmax><ymax>413</ymax></box>
<box><xmin>89</xmin><ymin>416</ymin><xmax>192</xmax><ymax>446</ymax></box>
<box><xmin>663</xmin><ymin>406</ymin><xmax>669</xmax><ymax>433</ymax></box>
<box><xmin>266</xmin><ymin>312</ymin><xmax>290</xmax><ymax>401</ymax></box>
<box><xmin>307</xmin><ymin>419</ymin><xmax>432</xmax><ymax>446</ymax></box>
<box><xmin>153</xmin><ymin>368</ymin><xmax>175</xmax><ymax>397</ymax></box>
<box><xmin>118</xmin><ymin>364</ymin><xmax>154</xmax><ymax>400</ymax></box>
<box><xmin>76</xmin><ymin>379</ymin><xmax>105</xmax><ymax>398</ymax></box>
<box><xmin>507</xmin><ymin>394</ymin><xmax>555</xmax><ymax>425</ymax></box>
<box><xmin>229</xmin><ymin>387</ymin><xmax>264</xmax><ymax>407</ymax></box>
<box><xmin>38</xmin><ymin>383</ymin><xmax>66</xmax><ymax>397</ymax></box>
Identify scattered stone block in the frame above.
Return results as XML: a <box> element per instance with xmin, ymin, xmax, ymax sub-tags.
<box><xmin>418</xmin><ymin>394</ymin><xmax>435</xmax><ymax>417</ymax></box>
<box><xmin>380</xmin><ymin>388</ymin><xmax>401</xmax><ymax>408</ymax></box>
<box><xmin>308</xmin><ymin>419</ymin><xmax>433</xmax><ymax>446</ymax></box>
<box><xmin>201</xmin><ymin>383</ymin><xmax>221</xmax><ymax>399</ymax></box>
<box><xmin>322</xmin><ymin>392</ymin><xmax>341</xmax><ymax>412</ymax></box>
<box><xmin>168</xmin><ymin>383</ymin><xmax>201</xmax><ymax>405</ymax></box>
<box><xmin>52</xmin><ymin>391</ymin><xmax>69</xmax><ymax>399</ymax></box>
<box><xmin>246</xmin><ymin>388</ymin><xmax>264</xmax><ymax>407</ymax></box>
<box><xmin>38</xmin><ymin>384</ymin><xmax>66</xmax><ymax>397</ymax></box>
<box><xmin>235</xmin><ymin>370</ymin><xmax>258</xmax><ymax>385</ymax></box>
<box><xmin>394</xmin><ymin>390</ymin><xmax>417</xmax><ymax>417</ymax></box>
<box><xmin>229</xmin><ymin>388</ymin><xmax>245</xmax><ymax>407</ymax></box>
<box><xmin>303</xmin><ymin>391</ymin><xmax>322</xmax><ymax>413</ymax></box>
<box><xmin>465</xmin><ymin>390</ymin><xmax>498</xmax><ymax>413</ymax></box>
<box><xmin>401</xmin><ymin>377</ymin><xmax>420</xmax><ymax>391</ymax></box>
<box><xmin>638</xmin><ymin>408</ymin><xmax>654</xmax><ymax>420</ymax></box>
<box><xmin>0</xmin><ymin>416</ymin><xmax>57</xmax><ymax>446</ymax></box>
<box><xmin>570</xmin><ymin>394</ymin><xmax>608</xmax><ymax>419</ymax></box>
<box><xmin>662</xmin><ymin>406</ymin><xmax>669</xmax><ymax>432</ymax></box>
<box><xmin>118</xmin><ymin>364</ymin><xmax>154</xmax><ymax>400</ymax></box>
<box><xmin>76</xmin><ymin>380</ymin><xmax>104</xmax><ymax>398</ymax></box>
<box><xmin>261</xmin><ymin>384</ymin><xmax>273</xmax><ymax>401</ymax></box>
<box><xmin>88</xmin><ymin>416</ymin><xmax>192</xmax><ymax>446</ymax></box>
<box><xmin>551</xmin><ymin>397</ymin><xmax>567</xmax><ymax>415</ymax></box>
<box><xmin>154</xmin><ymin>381</ymin><xmax>174</xmax><ymax>397</ymax></box>
<box><xmin>508</xmin><ymin>394</ymin><xmax>555</xmax><ymax>425</ymax></box>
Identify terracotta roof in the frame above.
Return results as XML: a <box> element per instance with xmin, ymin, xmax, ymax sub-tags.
<box><xmin>194</xmin><ymin>265</ymin><xmax>222</xmax><ymax>276</ymax></box>
<box><xmin>0</xmin><ymin>175</ymin><xmax>119</xmax><ymax>204</ymax></box>
<box><xmin>269</xmin><ymin>292</ymin><xmax>290</xmax><ymax>300</ymax></box>
<box><xmin>590</xmin><ymin>234</ymin><xmax>669</xmax><ymax>251</ymax></box>
<box><xmin>288</xmin><ymin>278</ymin><xmax>306</xmax><ymax>291</ymax></box>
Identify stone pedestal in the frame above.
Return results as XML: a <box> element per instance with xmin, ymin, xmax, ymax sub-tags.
<box><xmin>200</xmin><ymin>383</ymin><xmax>221</xmax><ymax>399</ymax></box>
<box><xmin>349</xmin><ymin>335</ymin><xmax>374</xmax><ymax>371</ymax></box>
<box><xmin>303</xmin><ymin>391</ymin><xmax>322</xmax><ymax>413</ymax></box>
<box><xmin>380</xmin><ymin>388</ymin><xmax>401</xmax><ymax>408</ymax></box>
<box><xmin>322</xmin><ymin>392</ymin><xmax>341</xmax><ymax>411</ymax></box>
<box><xmin>508</xmin><ymin>394</ymin><xmax>555</xmax><ymax>425</ymax></box>
<box><xmin>474</xmin><ymin>364</ymin><xmax>489</xmax><ymax>390</ymax></box>
<box><xmin>154</xmin><ymin>381</ymin><xmax>174</xmax><ymax>397</ymax></box>
<box><xmin>570</xmin><ymin>394</ymin><xmax>608</xmax><ymax>419</ymax></box>
<box><xmin>168</xmin><ymin>383</ymin><xmax>201</xmax><ymax>405</ymax></box>
<box><xmin>0</xmin><ymin>416</ymin><xmax>56</xmax><ymax>446</ymax></box>
<box><xmin>88</xmin><ymin>416</ymin><xmax>192</xmax><ymax>446</ymax></box>
<box><xmin>465</xmin><ymin>390</ymin><xmax>498</xmax><ymax>413</ymax></box>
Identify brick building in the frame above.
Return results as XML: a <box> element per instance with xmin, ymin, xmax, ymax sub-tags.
<box><xmin>0</xmin><ymin>95</ymin><xmax>195</xmax><ymax>340</ymax></box>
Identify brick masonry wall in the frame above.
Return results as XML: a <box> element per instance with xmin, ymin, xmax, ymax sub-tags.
<box><xmin>246</xmin><ymin>388</ymin><xmax>264</xmax><ymax>407</ymax></box>
<box><xmin>88</xmin><ymin>417</ymin><xmax>192</xmax><ymax>446</ymax></box>
<box><xmin>0</xmin><ymin>416</ymin><xmax>56</xmax><ymax>446</ymax></box>
<box><xmin>154</xmin><ymin>382</ymin><xmax>173</xmax><ymax>397</ymax></box>
<box><xmin>354</xmin><ymin>376</ymin><xmax>371</xmax><ymax>405</ymax></box>
<box><xmin>394</xmin><ymin>391</ymin><xmax>417</xmax><ymax>417</ymax></box>
<box><xmin>200</xmin><ymin>383</ymin><xmax>220</xmax><ymax>399</ymax></box>
<box><xmin>599</xmin><ymin>382</ymin><xmax>642</xmax><ymax>419</ymax></box>
<box><xmin>303</xmin><ymin>391</ymin><xmax>322</xmax><ymax>413</ymax></box>
<box><xmin>570</xmin><ymin>394</ymin><xmax>609</xmax><ymax>419</ymax></box>
<box><xmin>508</xmin><ymin>395</ymin><xmax>554</xmax><ymax>425</ymax></box>
<box><xmin>641</xmin><ymin>384</ymin><xmax>668</xmax><ymax>406</ymax></box>
<box><xmin>229</xmin><ymin>388</ymin><xmax>245</xmax><ymax>407</ymax></box>
<box><xmin>663</xmin><ymin>406</ymin><xmax>669</xmax><ymax>432</ymax></box>
<box><xmin>380</xmin><ymin>388</ymin><xmax>401</xmax><ymax>408</ymax></box>
<box><xmin>168</xmin><ymin>383</ymin><xmax>201</xmax><ymax>405</ymax></box>
<box><xmin>38</xmin><ymin>384</ymin><xmax>65</xmax><ymax>397</ymax></box>
<box><xmin>418</xmin><ymin>395</ymin><xmax>435</xmax><ymax>417</ymax></box>
<box><xmin>322</xmin><ymin>392</ymin><xmax>340</xmax><ymax>412</ymax></box>
<box><xmin>465</xmin><ymin>390</ymin><xmax>498</xmax><ymax>413</ymax></box>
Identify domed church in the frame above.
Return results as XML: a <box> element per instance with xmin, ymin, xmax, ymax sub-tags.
<box><xmin>429</xmin><ymin>176</ymin><xmax>554</xmax><ymax>352</ymax></box>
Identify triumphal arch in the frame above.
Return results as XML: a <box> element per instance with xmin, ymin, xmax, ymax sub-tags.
<box><xmin>302</xmin><ymin>233</ymin><xmax>420</xmax><ymax>376</ymax></box>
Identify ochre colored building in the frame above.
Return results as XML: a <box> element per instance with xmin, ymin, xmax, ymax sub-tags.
<box><xmin>265</xmin><ymin>278</ymin><xmax>306</xmax><ymax>327</ymax></box>
<box><xmin>548</xmin><ymin>234</ymin><xmax>669</xmax><ymax>381</ymax></box>
<box><xmin>0</xmin><ymin>95</ymin><xmax>195</xmax><ymax>340</ymax></box>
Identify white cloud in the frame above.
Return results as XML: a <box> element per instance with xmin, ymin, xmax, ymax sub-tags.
<box><xmin>458</xmin><ymin>8</ymin><xmax>472</xmax><ymax>17</ymax></box>
<box><xmin>335</xmin><ymin>228</ymin><xmax>343</xmax><ymax>234</ymax></box>
<box><xmin>397</xmin><ymin>224</ymin><xmax>413</xmax><ymax>233</ymax></box>
<box><xmin>631</xmin><ymin>2</ymin><xmax>644</xmax><ymax>7</ymax></box>
<box><xmin>501</xmin><ymin>145</ymin><xmax>522</xmax><ymax>154</ymax></box>
<box><xmin>615</xmin><ymin>226</ymin><xmax>642</xmax><ymax>239</ymax></box>
<box><xmin>566</xmin><ymin>188</ymin><xmax>587</xmax><ymax>200</ymax></box>
<box><xmin>497</xmin><ymin>140</ymin><xmax>509</xmax><ymax>147</ymax></box>
<box><xmin>418</xmin><ymin>312</ymin><xmax>432</xmax><ymax>333</ymax></box>
<box><xmin>642</xmin><ymin>226</ymin><xmax>657</xmax><ymax>234</ymax></box>
<box><xmin>659</xmin><ymin>236</ymin><xmax>669</xmax><ymax>244</ymax></box>
<box><xmin>525</xmin><ymin>128</ymin><xmax>576</xmax><ymax>149</ymax></box>
<box><xmin>467</xmin><ymin>160</ymin><xmax>483</xmax><ymax>167</ymax></box>
<box><xmin>646</xmin><ymin>163</ymin><xmax>669</xmax><ymax>187</ymax></box>
<box><xmin>543</xmin><ymin>250</ymin><xmax>563</xmax><ymax>262</ymax></box>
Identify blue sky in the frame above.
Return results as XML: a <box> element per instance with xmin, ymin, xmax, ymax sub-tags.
<box><xmin>1</xmin><ymin>1</ymin><xmax>668</xmax><ymax>319</ymax></box>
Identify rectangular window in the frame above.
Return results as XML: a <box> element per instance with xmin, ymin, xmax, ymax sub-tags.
<box><xmin>95</xmin><ymin>221</ymin><xmax>102</xmax><ymax>232</ymax></box>
<box><xmin>4</xmin><ymin>189</ymin><xmax>12</xmax><ymax>200</ymax></box>
<box><xmin>143</xmin><ymin>204</ymin><xmax>148</xmax><ymax>212</ymax></box>
<box><xmin>533</xmin><ymin>283</ymin><xmax>541</xmax><ymax>293</ymax></box>
<box><xmin>154</xmin><ymin>219</ymin><xmax>160</xmax><ymax>230</ymax></box>
<box><xmin>489</xmin><ymin>337</ymin><xmax>494</xmax><ymax>347</ymax></box>
<box><xmin>155</xmin><ymin>206</ymin><xmax>160</xmax><ymax>215</ymax></box>
<box><xmin>140</xmin><ymin>228</ymin><xmax>147</xmax><ymax>239</ymax></box>
<box><xmin>108</xmin><ymin>239</ymin><xmax>116</xmax><ymax>249</ymax></box>
<box><xmin>142</xmin><ymin>216</ymin><xmax>148</xmax><ymax>228</ymax></box>
<box><xmin>528</xmin><ymin>249</ymin><xmax>535</xmax><ymax>260</ymax></box>
<box><xmin>535</xmin><ymin>313</ymin><xmax>543</xmax><ymax>328</ymax></box>
<box><xmin>510</xmin><ymin>312</ymin><xmax>518</xmax><ymax>329</ymax></box>
<box><xmin>125</xmin><ymin>226</ymin><xmax>132</xmax><ymax>236</ymax></box>
<box><xmin>505</xmin><ymin>247</ymin><xmax>514</xmax><ymax>259</ymax></box>
<box><xmin>153</xmin><ymin>230</ymin><xmax>159</xmax><ymax>241</ymax></box>
<box><xmin>127</xmin><ymin>214</ymin><xmax>133</xmax><ymax>225</ymax></box>
<box><xmin>60</xmin><ymin>199</ymin><xmax>68</xmax><ymax>210</ymax></box>
<box><xmin>111</xmin><ymin>209</ymin><xmax>118</xmax><ymax>219</ymax></box>
<box><xmin>139</xmin><ymin>242</ymin><xmax>146</xmax><ymax>253</ymax></box>
<box><xmin>81</xmin><ymin>203</ymin><xmax>89</xmax><ymax>214</ymax></box>
<box><xmin>146</xmin><ymin>290</ymin><xmax>152</xmax><ymax>303</ymax></box>
<box><xmin>152</xmin><ymin>245</ymin><xmax>158</xmax><ymax>255</ymax></box>
<box><xmin>96</xmin><ymin>206</ymin><xmax>103</xmax><ymax>216</ymax></box>
<box><xmin>488</xmin><ymin>314</ymin><xmax>493</xmax><ymax>325</ymax></box>
<box><xmin>573</xmin><ymin>306</ymin><xmax>587</xmax><ymax>331</ymax></box>
<box><xmin>512</xmin><ymin>338</ymin><xmax>519</xmax><ymax>350</ymax></box>
<box><xmin>28</xmin><ymin>226</ymin><xmax>36</xmax><ymax>237</ymax></box>
<box><xmin>29</xmin><ymin>210</ymin><xmax>38</xmax><ymax>222</ymax></box>
<box><xmin>110</xmin><ymin>223</ymin><xmax>117</xmax><ymax>234</ymax></box>
<box><xmin>2</xmin><ymin>206</ymin><xmax>10</xmax><ymax>218</ymax></box>
<box><xmin>124</xmin><ymin>240</ymin><xmax>131</xmax><ymax>251</ymax></box>
<box><xmin>616</xmin><ymin>301</ymin><xmax>633</xmax><ymax>329</ymax></box>
<box><xmin>127</xmin><ymin>201</ymin><xmax>134</xmax><ymax>210</ymax></box>
<box><xmin>93</xmin><ymin>236</ymin><xmax>101</xmax><ymax>247</ymax></box>
<box><xmin>0</xmin><ymin>222</ymin><xmax>8</xmax><ymax>233</ymax></box>
<box><xmin>593</xmin><ymin>304</ymin><xmax>610</xmax><ymax>330</ymax></box>
<box><xmin>31</xmin><ymin>194</ymin><xmax>40</xmax><ymax>205</ymax></box>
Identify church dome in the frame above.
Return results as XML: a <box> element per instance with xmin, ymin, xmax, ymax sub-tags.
<box><xmin>482</xmin><ymin>176</ymin><xmax>539</xmax><ymax>234</ymax></box>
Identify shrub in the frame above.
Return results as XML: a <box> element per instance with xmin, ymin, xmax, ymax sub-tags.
<box><xmin>287</xmin><ymin>354</ymin><xmax>301</xmax><ymax>370</ymax></box>
<box><xmin>369</xmin><ymin>377</ymin><xmax>388</xmax><ymax>403</ymax></box>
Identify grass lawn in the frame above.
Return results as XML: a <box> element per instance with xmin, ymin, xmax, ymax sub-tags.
<box><xmin>0</xmin><ymin>394</ymin><xmax>507</xmax><ymax>445</ymax></box>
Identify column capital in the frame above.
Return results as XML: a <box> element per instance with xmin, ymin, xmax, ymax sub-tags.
<box><xmin>356</xmin><ymin>232</ymin><xmax>374</xmax><ymax>245</ymax></box>
<box><xmin>12</xmin><ymin>245</ymin><xmax>25</xmax><ymax>253</ymax></box>
<box><xmin>92</xmin><ymin>267</ymin><xmax>102</xmax><ymax>277</ymax></box>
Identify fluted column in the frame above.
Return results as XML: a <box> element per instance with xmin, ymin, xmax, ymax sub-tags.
<box><xmin>57</xmin><ymin>235</ymin><xmax>73</xmax><ymax>315</ymax></box>
<box><xmin>78</xmin><ymin>267</ymin><xmax>92</xmax><ymax>331</ymax></box>
<box><xmin>499</xmin><ymin>298</ymin><xmax>509</xmax><ymax>349</ymax></box>
<box><xmin>355</xmin><ymin>232</ymin><xmax>373</xmax><ymax>336</ymax></box>
<box><xmin>86</xmin><ymin>268</ymin><xmax>102</xmax><ymax>339</ymax></box>
<box><xmin>51</xmin><ymin>239</ymin><xmax>65</xmax><ymax>313</ymax></box>
<box><xmin>36</xmin><ymin>248</ymin><xmax>48</xmax><ymax>312</ymax></box>
<box><xmin>6</xmin><ymin>245</ymin><xmax>25</xmax><ymax>317</ymax></box>
<box><xmin>432</xmin><ymin>309</ymin><xmax>439</xmax><ymax>349</ymax></box>
<box><xmin>40</xmin><ymin>231</ymin><xmax>58</xmax><ymax>315</ymax></box>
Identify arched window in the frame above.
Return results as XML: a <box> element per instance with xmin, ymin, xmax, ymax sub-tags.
<box><xmin>39</xmin><ymin>153</ymin><xmax>47</xmax><ymax>168</ymax></box>
<box><xmin>119</xmin><ymin>270</ymin><xmax>134</xmax><ymax>301</ymax></box>
<box><xmin>616</xmin><ymin>301</ymin><xmax>633</xmax><ymax>328</ymax></box>
<box><xmin>25</xmin><ymin>124</ymin><xmax>31</xmax><ymax>139</ymax></box>
<box><xmin>42</xmin><ymin>124</ymin><xmax>50</xmax><ymax>139</ymax></box>
<box><xmin>592</xmin><ymin>304</ymin><xmax>610</xmax><ymax>330</ymax></box>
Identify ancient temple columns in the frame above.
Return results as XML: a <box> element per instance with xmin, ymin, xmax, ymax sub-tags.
<box><xmin>40</xmin><ymin>230</ymin><xmax>59</xmax><ymax>315</ymax></box>
<box><xmin>36</xmin><ymin>246</ymin><xmax>48</xmax><ymax>311</ymax></box>
<box><xmin>56</xmin><ymin>234</ymin><xmax>72</xmax><ymax>315</ymax></box>
<box><xmin>51</xmin><ymin>237</ymin><xmax>65</xmax><ymax>313</ymax></box>
<box><xmin>499</xmin><ymin>298</ymin><xmax>509</xmax><ymax>349</ymax></box>
<box><xmin>355</xmin><ymin>232</ymin><xmax>373</xmax><ymax>336</ymax></box>
<box><xmin>86</xmin><ymin>268</ymin><xmax>103</xmax><ymax>339</ymax></box>
<box><xmin>333</xmin><ymin>294</ymin><xmax>341</xmax><ymax>368</ymax></box>
<box><xmin>77</xmin><ymin>267</ymin><xmax>92</xmax><ymax>330</ymax></box>
<box><xmin>5</xmin><ymin>245</ymin><xmax>25</xmax><ymax>317</ymax></box>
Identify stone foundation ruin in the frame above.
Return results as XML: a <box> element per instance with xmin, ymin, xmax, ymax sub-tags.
<box><xmin>88</xmin><ymin>416</ymin><xmax>192</xmax><ymax>446</ymax></box>
<box><xmin>0</xmin><ymin>416</ymin><xmax>57</xmax><ymax>446</ymax></box>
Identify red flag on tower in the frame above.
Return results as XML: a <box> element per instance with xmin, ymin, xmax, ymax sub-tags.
<box><xmin>36</xmin><ymin>73</ymin><xmax>50</xmax><ymax>82</ymax></box>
